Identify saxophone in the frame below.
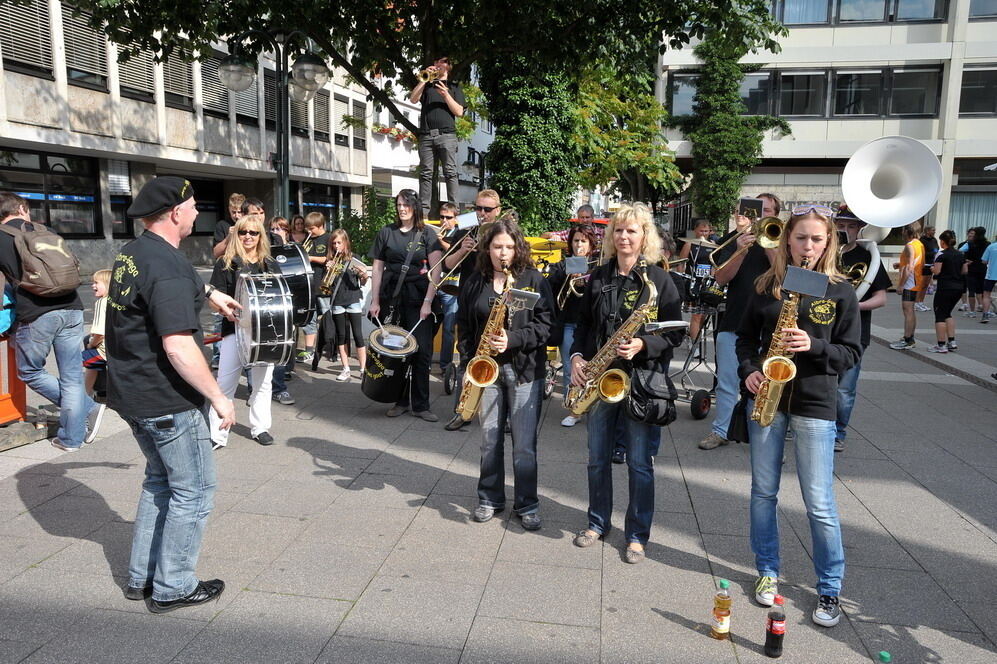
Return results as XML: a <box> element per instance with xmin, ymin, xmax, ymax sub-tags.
<box><xmin>319</xmin><ymin>253</ymin><xmax>347</xmax><ymax>295</ymax></box>
<box><xmin>455</xmin><ymin>265</ymin><xmax>514</xmax><ymax>422</ymax></box>
<box><xmin>563</xmin><ymin>261</ymin><xmax>657</xmax><ymax>417</ymax></box>
<box><xmin>750</xmin><ymin>258</ymin><xmax>807</xmax><ymax>427</ymax></box>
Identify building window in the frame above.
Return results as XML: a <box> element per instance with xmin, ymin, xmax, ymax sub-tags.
<box><xmin>334</xmin><ymin>95</ymin><xmax>350</xmax><ymax>147</ymax></box>
<box><xmin>263</xmin><ymin>70</ymin><xmax>278</xmax><ymax>130</ymax></box>
<box><xmin>0</xmin><ymin>150</ymin><xmax>102</xmax><ymax>237</ymax></box>
<box><xmin>780</xmin><ymin>0</ymin><xmax>831</xmax><ymax>24</ymax></box>
<box><xmin>970</xmin><ymin>0</ymin><xmax>997</xmax><ymax>17</ymax></box>
<box><xmin>0</xmin><ymin>0</ymin><xmax>53</xmax><ymax>77</ymax></box>
<box><xmin>838</xmin><ymin>0</ymin><xmax>886</xmax><ymax>22</ymax></box>
<box><xmin>62</xmin><ymin>4</ymin><xmax>108</xmax><ymax>89</ymax></box>
<box><xmin>889</xmin><ymin>68</ymin><xmax>941</xmax><ymax>116</ymax></box>
<box><xmin>960</xmin><ymin>68</ymin><xmax>997</xmax><ymax>115</ymax></box>
<box><xmin>834</xmin><ymin>71</ymin><xmax>883</xmax><ymax>116</ymax></box>
<box><xmin>116</xmin><ymin>44</ymin><xmax>155</xmax><ymax>101</ymax></box>
<box><xmin>740</xmin><ymin>73</ymin><xmax>771</xmax><ymax>115</ymax></box>
<box><xmin>233</xmin><ymin>62</ymin><xmax>259</xmax><ymax>124</ymax></box>
<box><xmin>290</xmin><ymin>96</ymin><xmax>309</xmax><ymax>137</ymax></box>
<box><xmin>185</xmin><ymin>179</ymin><xmax>224</xmax><ymax>235</ymax></box>
<box><xmin>669</xmin><ymin>73</ymin><xmax>698</xmax><ymax>116</ymax></box>
<box><xmin>162</xmin><ymin>52</ymin><xmax>193</xmax><ymax>109</ymax></box>
<box><xmin>200</xmin><ymin>55</ymin><xmax>229</xmax><ymax>118</ymax></box>
<box><xmin>895</xmin><ymin>0</ymin><xmax>947</xmax><ymax>20</ymax></box>
<box><xmin>778</xmin><ymin>71</ymin><xmax>828</xmax><ymax>117</ymax></box>
<box><xmin>352</xmin><ymin>100</ymin><xmax>367</xmax><ymax>150</ymax></box>
<box><xmin>314</xmin><ymin>91</ymin><xmax>331</xmax><ymax>142</ymax></box>
<box><xmin>107</xmin><ymin>159</ymin><xmax>132</xmax><ymax>237</ymax></box>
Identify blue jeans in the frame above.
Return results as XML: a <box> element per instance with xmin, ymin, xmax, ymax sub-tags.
<box><xmin>587</xmin><ymin>400</ymin><xmax>661</xmax><ymax>545</ymax></box>
<box><xmin>14</xmin><ymin>309</ymin><xmax>94</xmax><ymax>448</ymax></box>
<box><xmin>438</xmin><ymin>292</ymin><xmax>458</xmax><ymax>369</ymax></box>
<box><xmin>748</xmin><ymin>405</ymin><xmax>844</xmax><ymax>597</ymax></box>
<box><xmin>559</xmin><ymin>323</ymin><xmax>576</xmax><ymax>395</ymax></box>
<box><xmin>711</xmin><ymin>331</ymin><xmax>739</xmax><ymax>439</ymax></box>
<box><xmin>477</xmin><ymin>365</ymin><xmax>541</xmax><ymax>514</ymax></box>
<box><xmin>125</xmin><ymin>408</ymin><xmax>217</xmax><ymax>601</ymax></box>
<box><xmin>835</xmin><ymin>357</ymin><xmax>862</xmax><ymax>443</ymax></box>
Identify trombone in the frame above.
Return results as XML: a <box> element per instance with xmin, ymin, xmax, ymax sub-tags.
<box><xmin>709</xmin><ymin>216</ymin><xmax>784</xmax><ymax>272</ymax></box>
<box><xmin>556</xmin><ymin>259</ymin><xmax>596</xmax><ymax>308</ymax></box>
<box><xmin>429</xmin><ymin>223</ymin><xmax>486</xmax><ymax>295</ymax></box>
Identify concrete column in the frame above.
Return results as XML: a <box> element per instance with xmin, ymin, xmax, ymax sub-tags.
<box><xmin>106</xmin><ymin>40</ymin><xmax>122</xmax><ymax>140</ymax></box>
<box><xmin>153</xmin><ymin>33</ymin><xmax>166</xmax><ymax>145</ymax></box>
<box><xmin>933</xmin><ymin>0</ymin><xmax>972</xmax><ymax>234</ymax></box>
<box><xmin>192</xmin><ymin>59</ymin><xmax>205</xmax><ymax>153</ymax></box>
<box><xmin>48</xmin><ymin>0</ymin><xmax>70</xmax><ymax>131</ymax></box>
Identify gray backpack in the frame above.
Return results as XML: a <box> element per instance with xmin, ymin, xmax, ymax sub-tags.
<box><xmin>0</xmin><ymin>222</ymin><xmax>81</xmax><ymax>297</ymax></box>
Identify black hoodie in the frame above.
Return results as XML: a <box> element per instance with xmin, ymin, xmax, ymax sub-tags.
<box><xmin>456</xmin><ymin>267</ymin><xmax>554</xmax><ymax>385</ymax></box>
<box><xmin>735</xmin><ymin>279</ymin><xmax>862</xmax><ymax>421</ymax></box>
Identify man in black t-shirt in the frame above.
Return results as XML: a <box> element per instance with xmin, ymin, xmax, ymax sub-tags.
<box><xmin>834</xmin><ymin>207</ymin><xmax>890</xmax><ymax>452</ymax></box>
<box><xmin>0</xmin><ymin>192</ymin><xmax>93</xmax><ymax>452</ymax></box>
<box><xmin>410</xmin><ymin>55</ymin><xmax>466</xmax><ymax>215</ymax></box>
<box><xmin>212</xmin><ymin>192</ymin><xmax>246</xmax><ymax>259</ymax></box>
<box><xmin>698</xmin><ymin>192</ymin><xmax>783</xmax><ymax>451</ymax></box>
<box><xmin>108</xmin><ymin>176</ymin><xmax>238</xmax><ymax>612</ymax></box>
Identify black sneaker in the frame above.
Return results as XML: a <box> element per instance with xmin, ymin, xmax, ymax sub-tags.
<box><xmin>519</xmin><ymin>512</ymin><xmax>541</xmax><ymax>531</ymax></box>
<box><xmin>812</xmin><ymin>594</ymin><xmax>841</xmax><ymax>627</ymax></box>
<box><xmin>124</xmin><ymin>585</ymin><xmax>151</xmax><ymax>601</ymax></box>
<box><xmin>254</xmin><ymin>432</ymin><xmax>274</xmax><ymax>446</ymax></box>
<box><xmin>834</xmin><ymin>439</ymin><xmax>845</xmax><ymax>453</ymax></box>
<box><xmin>149</xmin><ymin>579</ymin><xmax>225</xmax><ymax>614</ymax></box>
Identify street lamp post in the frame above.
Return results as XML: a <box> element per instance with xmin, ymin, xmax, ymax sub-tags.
<box><xmin>218</xmin><ymin>30</ymin><xmax>329</xmax><ymax>217</ymax></box>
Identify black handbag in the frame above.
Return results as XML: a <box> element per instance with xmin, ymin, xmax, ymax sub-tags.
<box><xmin>726</xmin><ymin>391</ymin><xmax>750</xmax><ymax>443</ymax></box>
<box><xmin>624</xmin><ymin>365</ymin><xmax>678</xmax><ymax>427</ymax></box>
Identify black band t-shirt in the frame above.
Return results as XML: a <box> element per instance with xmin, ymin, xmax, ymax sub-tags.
<box><xmin>106</xmin><ymin>230</ymin><xmax>206</xmax><ymax>418</ymax></box>
<box><xmin>717</xmin><ymin>243</ymin><xmax>771</xmax><ymax>334</ymax></box>
<box><xmin>370</xmin><ymin>224</ymin><xmax>441</xmax><ymax>302</ymax></box>
<box><xmin>303</xmin><ymin>232</ymin><xmax>331</xmax><ymax>292</ymax></box>
<box><xmin>419</xmin><ymin>80</ymin><xmax>466</xmax><ymax>132</ymax></box>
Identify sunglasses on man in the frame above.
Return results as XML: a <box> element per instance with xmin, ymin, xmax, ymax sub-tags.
<box><xmin>237</xmin><ymin>229</ymin><xmax>260</xmax><ymax>237</ymax></box>
<box><xmin>474</xmin><ymin>205</ymin><xmax>497</xmax><ymax>213</ymax></box>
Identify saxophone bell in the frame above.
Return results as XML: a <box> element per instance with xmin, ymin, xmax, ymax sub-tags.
<box><xmin>597</xmin><ymin>368</ymin><xmax>630</xmax><ymax>403</ymax></box>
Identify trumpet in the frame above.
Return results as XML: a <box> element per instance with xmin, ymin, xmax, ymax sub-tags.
<box><xmin>417</xmin><ymin>67</ymin><xmax>442</xmax><ymax>83</ymax></box>
<box><xmin>709</xmin><ymin>216</ymin><xmax>784</xmax><ymax>272</ymax></box>
<box><xmin>319</xmin><ymin>253</ymin><xmax>348</xmax><ymax>296</ymax></box>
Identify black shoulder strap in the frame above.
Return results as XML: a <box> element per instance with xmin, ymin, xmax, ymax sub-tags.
<box><xmin>389</xmin><ymin>228</ymin><xmax>424</xmax><ymax>305</ymax></box>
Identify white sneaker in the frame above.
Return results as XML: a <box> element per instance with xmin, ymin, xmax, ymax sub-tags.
<box><xmin>561</xmin><ymin>415</ymin><xmax>579</xmax><ymax>427</ymax></box>
<box><xmin>947</xmin><ymin>341</ymin><xmax>958</xmax><ymax>351</ymax></box>
<box><xmin>84</xmin><ymin>404</ymin><xmax>106</xmax><ymax>444</ymax></box>
<box><xmin>958</xmin><ymin>303</ymin><xmax>968</xmax><ymax>311</ymax></box>
<box><xmin>336</xmin><ymin>368</ymin><xmax>351</xmax><ymax>382</ymax></box>
<box><xmin>927</xmin><ymin>344</ymin><xmax>949</xmax><ymax>353</ymax></box>
<box><xmin>914</xmin><ymin>303</ymin><xmax>930</xmax><ymax>312</ymax></box>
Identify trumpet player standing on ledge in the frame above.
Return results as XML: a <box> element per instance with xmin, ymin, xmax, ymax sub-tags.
<box><xmin>409</xmin><ymin>55</ymin><xmax>465</xmax><ymax>216</ymax></box>
<box><xmin>735</xmin><ymin>205</ymin><xmax>861</xmax><ymax>629</ymax></box>
<box><xmin>569</xmin><ymin>204</ymin><xmax>683</xmax><ymax>564</ymax></box>
<box><xmin>545</xmin><ymin>224</ymin><xmax>599</xmax><ymax>427</ymax></box>
<box><xmin>458</xmin><ymin>217</ymin><xmax>554</xmax><ymax>530</ymax></box>
<box><xmin>833</xmin><ymin>205</ymin><xmax>891</xmax><ymax>453</ymax></box>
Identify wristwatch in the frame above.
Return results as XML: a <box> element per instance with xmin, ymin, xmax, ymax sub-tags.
<box><xmin>205</xmin><ymin>285</ymin><xmax>216</xmax><ymax>298</ymax></box>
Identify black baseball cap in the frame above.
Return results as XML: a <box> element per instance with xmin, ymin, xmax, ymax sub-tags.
<box><xmin>127</xmin><ymin>176</ymin><xmax>195</xmax><ymax>219</ymax></box>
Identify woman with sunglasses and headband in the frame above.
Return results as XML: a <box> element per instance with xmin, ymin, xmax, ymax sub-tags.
<box><xmin>209</xmin><ymin>214</ymin><xmax>278</xmax><ymax>448</ymax></box>
<box><xmin>459</xmin><ymin>215</ymin><xmax>554</xmax><ymax>529</ymax></box>
<box><xmin>735</xmin><ymin>204</ymin><xmax>861</xmax><ymax>628</ymax></box>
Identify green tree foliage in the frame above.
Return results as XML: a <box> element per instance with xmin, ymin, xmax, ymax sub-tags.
<box><xmin>337</xmin><ymin>188</ymin><xmax>394</xmax><ymax>259</ymax></box>
<box><xmin>672</xmin><ymin>32</ymin><xmax>790</xmax><ymax>227</ymax></box>
<box><xmin>478</xmin><ymin>58</ymin><xmax>578</xmax><ymax>236</ymax></box>
<box><xmin>74</xmin><ymin>0</ymin><xmax>783</xmax><ymax>134</ymax></box>
<box><xmin>572</xmin><ymin>66</ymin><xmax>684</xmax><ymax>212</ymax></box>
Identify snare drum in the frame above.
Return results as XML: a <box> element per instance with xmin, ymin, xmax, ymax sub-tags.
<box><xmin>271</xmin><ymin>244</ymin><xmax>315</xmax><ymax>326</ymax></box>
<box><xmin>362</xmin><ymin>324</ymin><xmax>419</xmax><ymax>403</ymax></box>
<box><xmin>235</xmin><ymin>273</ymin><xmax>296</xmax><ymax>366</ymax></box>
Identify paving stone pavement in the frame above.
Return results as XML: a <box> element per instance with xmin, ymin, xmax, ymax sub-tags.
<box><xmin>0</xmin><ymin>289</ymin><xmax>994</xmax><ymax>663</ymax></box>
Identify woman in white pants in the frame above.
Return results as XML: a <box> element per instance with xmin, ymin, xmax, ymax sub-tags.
<box><xmin>209</xmin><ymin>214</ymin><xmax>276</xmax><ymax>448</ymax></box>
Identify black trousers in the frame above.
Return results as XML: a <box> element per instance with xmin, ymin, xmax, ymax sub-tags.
<box><xmin>392</xmin><ymin>301</ymin><xmax>435</xmax><ymax>412</ymax></box>
<box><xmin>334</xmin><ymin>311</ymin><xmax>365</xmax><ymax>348</ymax></box>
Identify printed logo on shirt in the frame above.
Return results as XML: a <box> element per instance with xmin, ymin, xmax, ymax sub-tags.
<box><xmin>622</xmin><ymin>286</ymin><xmax>641</xmax><ymax>311</ymax></box>
<box><xmin>807</xmin><ymin>298</ymin><xmax>836</xmax><ymax>326</ymax></box>
<box><xmin>405</xmin><ymin>239</ymin><xmax>424</xmax><ymax>252</ymax></box>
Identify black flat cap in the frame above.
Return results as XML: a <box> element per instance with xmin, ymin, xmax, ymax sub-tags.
<box><xmin>834</xmin><ymin>203</ymin><xmax>865</xmax><ymax>225</ymax></box>
<box><xmin>128</xmin><ymin>176</ymin><xmax>195</xmax><ymax>219</ymax></box>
